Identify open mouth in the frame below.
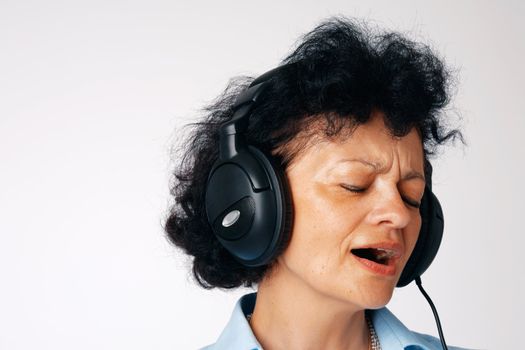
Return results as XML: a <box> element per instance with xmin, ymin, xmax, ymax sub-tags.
<box><xmin>351</xmin><ymin>248</ymin><xmax>398</xmax><ymax>266</ymax></box>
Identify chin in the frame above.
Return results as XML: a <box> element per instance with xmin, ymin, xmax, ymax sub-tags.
<box><xmin>362</xmin><ymin>295</ymin><xmax>393</xmax><ymax>310</ymax></box>
<box><xmin>327</xmin><ymin>279</ymin><xmax>396</xmax><ymax>311</ymax></box>
<box><xmin>357</xmin><ymin>281</ymin><xmax>397</xmax><ymax>310</ymax></box>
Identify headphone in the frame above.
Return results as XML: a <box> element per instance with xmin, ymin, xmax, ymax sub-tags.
<box><xmin>204</xmin><ymin>64</ymin><xmax>445</xmax><ymax>287</ymax></box>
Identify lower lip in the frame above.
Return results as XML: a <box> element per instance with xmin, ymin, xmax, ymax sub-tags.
<box><xmin>352</xmin><ymin>254</ymin><xmax>397</xmax><ymax>276</ymax></box>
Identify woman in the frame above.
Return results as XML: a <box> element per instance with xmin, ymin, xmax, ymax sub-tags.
<box><xmin>166</xmin><ymin>18</ymin><xmax>470</xmax><ymax>350</ymax></box>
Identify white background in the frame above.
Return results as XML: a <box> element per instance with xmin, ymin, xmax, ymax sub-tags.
<box><xmin>1</xmin><ymin>0</ymin><xmax>523</xmax><ymax>349</ymax></box>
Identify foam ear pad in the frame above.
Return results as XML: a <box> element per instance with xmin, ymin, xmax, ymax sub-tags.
<box><xmin>205</xmin><ymin>146</ymin><xmax>293</xmax><ymax>267</ymax></box>
<box><xmin>248</xmin><ymin>146</ymin><xmax>294</xmax><ymax>264</ymax></box>
<box><xmin>397</xmin><ymin>186</ymin><xmax>444</xmax><ymax>287</ymax></box>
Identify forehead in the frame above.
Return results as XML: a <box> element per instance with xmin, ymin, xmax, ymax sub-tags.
<box><xmin>339</xmin><ymin>112</ymin><xmax>423</xmax><ymax>160</ymax></box>
<box><xmin>286</xmin><ymin>111</ymin><xmax>424</xmax><ymax>172</ymax></box>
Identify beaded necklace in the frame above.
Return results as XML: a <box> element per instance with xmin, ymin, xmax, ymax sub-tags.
<box><xmin>365</xmin><ymin>311</ymin><xmax>381</xmax><ymax>350</ymax></box>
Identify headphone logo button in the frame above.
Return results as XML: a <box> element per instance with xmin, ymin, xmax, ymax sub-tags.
<box><xmin>222</xmin><ymin>210</ymin><xmax>241</xmax><ymax>227</ymax></box>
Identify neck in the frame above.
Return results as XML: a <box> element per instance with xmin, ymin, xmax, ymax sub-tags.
<box><xmin>249</xmin><ymin>265</ymin><xmax>370</xmax><ymax>350</ymax></box>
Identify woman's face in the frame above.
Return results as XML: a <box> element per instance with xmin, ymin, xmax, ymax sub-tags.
<box><xmin>275</xmin><ymin>110</ymin><xmax>426</xmax><ymax>310</ymax></box>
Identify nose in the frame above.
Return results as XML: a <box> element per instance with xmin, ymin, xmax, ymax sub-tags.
<box><xmin>365</xmin><ymin>185</ymin><xmax>412</xmax><ymax>230</ymax></box>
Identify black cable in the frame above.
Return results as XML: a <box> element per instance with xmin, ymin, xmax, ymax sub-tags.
<box><xmin>415</xmin><ymin>276</ymin><xmax>448</xmax><ymax>350</ymax></box>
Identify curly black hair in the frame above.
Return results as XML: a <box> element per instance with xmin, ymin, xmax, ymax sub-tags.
<box><xmin>165</xmin><ymin>17</ymin><xmax>464</xmax><ymax>289</ymax></box>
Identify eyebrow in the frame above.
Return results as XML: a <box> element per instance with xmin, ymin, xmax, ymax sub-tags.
<box><xmin>337</xmin><ymin>158</ymin><xmax>426</xmax><ymax>182</ymax></box>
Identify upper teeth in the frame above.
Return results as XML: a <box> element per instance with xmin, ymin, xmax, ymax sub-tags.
<box><xmin>375</xmin><ymin>248</ymin><xmax>396</xmax><ymax>258</ymax></box>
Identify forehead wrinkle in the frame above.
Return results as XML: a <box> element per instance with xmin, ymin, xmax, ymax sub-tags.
<box><xmin>336</xmin><ymin>158</ymin><xmax>426</xmax><ymax>182</ymax></box>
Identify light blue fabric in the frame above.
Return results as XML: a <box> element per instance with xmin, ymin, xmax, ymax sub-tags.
<box><xmin>200</xmin><ymin>292</ymin><xmax>472</xmax><ymax>350</ymax></box>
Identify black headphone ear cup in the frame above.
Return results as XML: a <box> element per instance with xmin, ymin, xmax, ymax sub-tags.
<box><xmin>204</xmin><ymin>146</ymin><xmax>293</xmax><ymax>267</ymax></box>
<box><xmin>397</xmin><ymin>186</ymin><xmax>444</xmax><ymax>287</ymax></box>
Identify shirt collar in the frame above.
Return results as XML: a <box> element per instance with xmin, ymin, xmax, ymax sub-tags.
<box><xmin>212</xmin><ymin>292</ymin><xmax>437</xmax><ymax>350</ymax></box>
<box><xmin>371</xmin><ymin>306</ymin><xmax>435</xmax><ymax>350</ymax></box>
<box><xmin>212</xmin><ymin>292</ymin><xmax>261</xmax><ymax>350</ymax></box>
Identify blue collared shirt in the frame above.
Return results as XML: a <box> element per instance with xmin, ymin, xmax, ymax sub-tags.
<box><xmin>200</xmin><ymin>292</ymin><xmax>472</xmax><ymax>350</ymax></box>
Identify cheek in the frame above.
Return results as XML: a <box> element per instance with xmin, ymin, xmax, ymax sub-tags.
<box><xmin>282</xmin><ymin>185</ymin><xmax>362</xmax><ymax>275</ymax></box>
<box><xmin>292</xmin><ymin>183</ymin><xmax>362</xmax><ymax>232</ymax></box>
<box><xmin>284</xmin><ymin>201</ymin><xmax>337</xmax><ymax>270</ymax></box>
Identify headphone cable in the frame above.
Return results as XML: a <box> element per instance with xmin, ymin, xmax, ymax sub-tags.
<box><xmin>415</xmin><ymin>276</ymin><xmax>449</xmax><ymax>350</ymax></box>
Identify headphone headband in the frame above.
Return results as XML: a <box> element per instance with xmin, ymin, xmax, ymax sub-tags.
<box><xmin>219</xmin><ymin>64</ymin><xmax>294</xmax><ymax>160</ymax></box>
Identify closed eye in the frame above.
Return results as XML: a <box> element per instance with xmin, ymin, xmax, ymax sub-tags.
<box><xmin>340</xmin><ymin>184</ymin><xmax>366</xmax><ymax>193</ymax></box>
<box><xmin>401</xmin><ymin>196</ymin><xmax>421</xmax><ymax>209</ymax></box>
<box><xmin>340</xmin><ymin>184</ymin><xmax>421</xmax><ymax>209</ymax></box>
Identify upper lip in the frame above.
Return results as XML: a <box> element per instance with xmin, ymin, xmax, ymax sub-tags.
<box><xmin>350</xmin><ymin>241</ymin><xmax>404</xmax><ymax>259</ymax></box>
